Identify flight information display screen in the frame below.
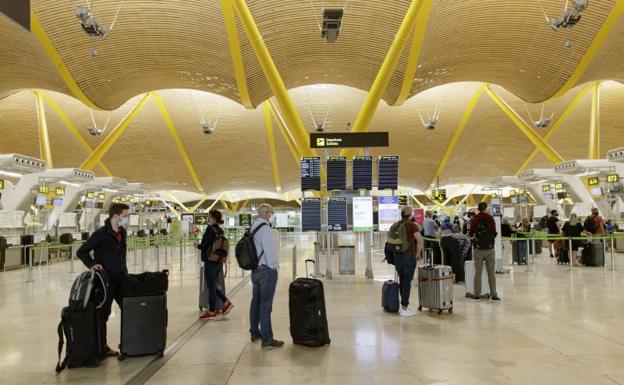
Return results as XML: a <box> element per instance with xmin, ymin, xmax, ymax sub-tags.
<box><xmin>328</xmin><ymin>197</ymin><xmax>347</xmax><ymax>232</ymax></box>
<box><xmin>301</xmin><ymin>157</ymin><xmax>321</xmax><ymax>191</ymax></box>
<box><xmin>352</xmin><ymin>156</ymin><xmax>372</xmax><ymax>190</ymax></box>
<box><xmin>302</xmin><ymin>198</ymin><xmax>322</xmax><ymax>232</ymax></box>
<box><xmin>326</xmin><ymin>156</ymin><xmax>346</xmax><ymax>190</ymax></box>
<box><xmin>378</xmin><ymin>155</ymin><xmax>399</xmax><ymax>190</ymax></box>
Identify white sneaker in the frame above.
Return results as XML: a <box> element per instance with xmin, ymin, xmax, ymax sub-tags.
<box><xmin>399</xmin><ymin>307</ymin><xmax>417</xmax><ymax>317</ymax></box>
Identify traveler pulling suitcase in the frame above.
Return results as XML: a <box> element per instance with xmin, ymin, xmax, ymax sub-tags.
<box><xmin>464</xmin><ymin>259</ymin><xmax>490</xmax><ymax>298</ymax></box>
<box><xmin>381</xmin><ymin>272</ymin><xmax>400</xmax><ymax>313</ymax></box>
<box><xmin>118</xmin><ymin>294</ymin><xmax>167</xmax><ymax>360</ymax></box>
<box><xmin>417</xmin><ymin>249</ymin><xmax>454</xmax><ymax>314</ymax></box>
<box><xmin>582</xmin><ymin>241</ymin><xmax>605</xmax><ymax>266</ymax></box>
<box><xmin>199</xmin><ymin>264</ymin><xmax>226</xmax><ymax>311</ymax></box>
<box><xmin>289</xmin><ymin>259</ymin><xmax>330</xmax><ymax>347</ymax></box>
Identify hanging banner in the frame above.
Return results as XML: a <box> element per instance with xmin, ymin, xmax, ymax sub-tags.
<box><xmin>352</xmin><ymin>196</ymin><xmax>373</xmax><ymax>232</ymax></box>
<box><xmin>413</xmin><ymin>208</ymin><xmax>425</xmax><ymax>225</ymax></box>
<box><xmin>378</xmin><ymin>196</ymin><xmax>399</xmax><ymax>231</ymax></box>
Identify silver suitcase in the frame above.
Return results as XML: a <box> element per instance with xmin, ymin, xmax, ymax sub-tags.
<box><xmin>418</xmin><ymin>249</ymin><xmax>454</xmax><ymax>314</ymax></box>
<box><xmin>199</xmin><ymin>264</ymin><xmax>226</xmax><ymax>311</ymax></box>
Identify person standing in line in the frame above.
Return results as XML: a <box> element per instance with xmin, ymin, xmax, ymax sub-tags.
<box><xmin>197</xmin><ymin>209</ymin><xmax>233</xmax><ymax>320</ymax></box>
<box><xmin>249</xmin><ymin>204</ymin><xmax>283</xmax><ymax>349</ymax></box>
<box><xmin>77</xmin><ymin>203</ymin><xmax>130</xmax><ymax>358</ymax></box>
<box><xmin>468</xmin><ymin>202</ymin><xmax>501</xmax><ymax>303</ymax></box>
<box><xmin>562</xmin><ymin>213</ymin><xmax>583</xmax><ymax>267</ymax></box>
<box><xmin>546</xmin><ymin>210</ymin><xmax>561</xmax><ymax>258</ymax></box>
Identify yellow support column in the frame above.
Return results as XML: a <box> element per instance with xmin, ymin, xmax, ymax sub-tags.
<box><xmin>231</xmin><ymin>0</ymin><xmax>314</xmax><ymax>157</ymax></box>
<box><xmin>340</xmin><ymin>0</ymin><xmax>426</xmax><ymax>158</ymax></box>
<box><xmin>515</xmin><ymin>83</ymin><xmax>593</xmax><ymax>174</ymax></box>
<box><xmin>263</xmin><ymin>102</ymin><xmax>282</xmax><ymax>193</ymax></box>
<box><xmin>81</xmin><ymin>93</ymin><xmax>152</xmax><ymax>170</ymax></box>
<box><xmin>163</xmin><ymin>191</ymin><xmax>190</xmax><ymax>212</ymax></box>
<box><xmin>189</xmin><ymin>198</ymin><xmax>208</xmax><ymax>213</ymax></box>
<box><xmin>267</xmin><ymin>100</ymin><xmax>302</xmax><ymax>165</ymax></box>
<box><xmin>153</xmin><ymin>93</ymin><xmax>205</xmax><ymax>193</ymax></box>
<box><xmin>34</xmin><ymin>91</ymin><xmax>53</xmax><ymax>168</ymax></box>
<box><xmin>589</xmin><ymin>82</ymin><xmax>601</xmax><ymax>159</ymax></box>
<box><xmin>429</xmin><ymin>85</ymin><xmax>485</xmax><ymax>187</ymax></box>
<box><xmin>220</xmin><ymin>0</ymin><xmax>253</xmax><ymax>108</ymax></box>
<box><xmin>484</xmin><ymin>85</ymin><xmax>564</xmax><ymax>164</ymax></box>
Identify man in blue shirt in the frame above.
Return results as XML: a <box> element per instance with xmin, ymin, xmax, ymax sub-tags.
<box><xmin>249</xmin><ymin>204</ymin><xmax>283</xmax><ymax>348</ymax></box>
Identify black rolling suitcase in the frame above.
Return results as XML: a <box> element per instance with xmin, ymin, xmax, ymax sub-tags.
<box><xmin>582</xmin><ymin>241</ymin><xmax>605</xmax><ymax>266</ymax></box>
<box><xmin>289</xmin><ymin>259</ymin><xmax>330</xmax><ymax>347</ymax></box>
<box><xmin>382</xmin><ymin>279</ymin><xmax>400</xmax><ymax>313</ymax></box>
<box><xmin>118</xmin><ymin>294</ymin><xmax>167</xmax><ymax>360</ymax></box>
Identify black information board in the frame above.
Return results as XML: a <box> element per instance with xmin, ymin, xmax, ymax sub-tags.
<box><xmin>352</xmin><ymin>156</ymin><xmax>372</xmax><ymax>190</ymax></box>
<box><xmin>328</xmin><ymin>197</ymin><xmax>347</xmax><ymax>232</ymax></box>
<box><xmin>326</xmin><ymin>156</ymin><xmax>346</xmax><ymax>190</ymax></box>
<box><xmin>194</xmin><ymin>213</ymin><xmax>209</xmax><ymax>225</ymax></box>
<box><xmin>398</xmin><ymin>195</ymin><xmax>408</xmax><ymax>206</ymax></box>
<box><xmin>302</xmin><ymin>198</ymin><xmax>322</xmax><ymax>232</ymax></box>
<box><xmin>378</xmin><ymin>155</ymin><xmax>399</xmax><ymax>190</ymax></box>
<box><xmin>310</xmin><ymin>132</ymin><xmax>389</xmax><ymax>148</ymax></box>
<box><xmin>239</xmin><ymin>213</ymin><xmax>252</xmax><ymax>227</ymax></box>
<box><xmin>301</xmin><ymin>157</ymin><xmax>321</xmax><ymax>191</ymax></box>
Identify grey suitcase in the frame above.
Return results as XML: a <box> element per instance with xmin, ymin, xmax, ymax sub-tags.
<box><xmin>417</xmin><ymin>249</ymin><xmax>454</xmax><ymax>314</ymax></box>
<box><xmin>118</xmin><ymin>294</ymin><xmax>167</xmax><ymax>360</ymax></box>
<box><xmin>199</xmin><ymin>264</ymin><xmax>226</xmax><ymax>311</ymax></box>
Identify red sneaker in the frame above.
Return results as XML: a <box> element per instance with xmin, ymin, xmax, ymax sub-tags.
<box><xmin>222</xmin><ymin>301</ymin><xmax>234</xmax><ymax>316</ymax></box>
<box><xmin>199</xmin><ymin>311</ymin><xmax>218</xmax><ymax>320</ymax></box>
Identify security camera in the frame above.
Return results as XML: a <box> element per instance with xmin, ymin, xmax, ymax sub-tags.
<box><xmin>424</xmin><ymin>119</ymin><xmax>437</xmax><ymax>130</ymax></box>
<box><xmin>202</xmin><ymin>123</ymin><xmax>214</xmax><ymax>135</ymax></box>
<box><xmin>88</xmin><ymin>126</ymin><xmax>104</xmax><ymax>136</ymax></box>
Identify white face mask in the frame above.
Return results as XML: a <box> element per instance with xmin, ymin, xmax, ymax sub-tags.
<box><xmin>117</xmin><ymin>216</ymin><xmax>129</xmax><ymax>228</ymax></box>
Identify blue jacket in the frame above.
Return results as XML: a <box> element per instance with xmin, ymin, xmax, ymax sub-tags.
<box><xmin>77</xmin><ymin>218</ymin><xmax>127</xmax><ymax>281</ymax></box>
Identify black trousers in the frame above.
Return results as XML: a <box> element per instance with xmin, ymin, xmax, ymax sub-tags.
<box><xmin>99</xmin><ymin>279</ymin><xmax>122</xmax><ymax>351</ymax></box>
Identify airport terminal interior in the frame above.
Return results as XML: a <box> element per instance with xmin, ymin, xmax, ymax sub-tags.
<box><xmin>3</xmin><ymin>0</ymin><xmax>624</xmax><ymax>384</ymax></box>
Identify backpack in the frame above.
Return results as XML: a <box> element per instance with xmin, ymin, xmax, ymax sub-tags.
<box><xmin>235</xmin><ymin>223</ymin><xmax>268</xmax><ymax>270</ymax></box>
<box><xmin>207</xmin><ymin>235</ymin><xmax>229</xmax><ymax>264</ymax></box>
<box><xmin>583</xmin><ymin>216</ymin><xmax>597</xmax><ymax>234</ymax></box>
<box><xmin>475</xmin><ymin>219</ymin><xmax>495</xmax><ymax>249</ymax></box>
<box><xmin>538</xmin><ymin>215</ymin><xmax>549</xmax><ymax>231</ymax></box>
<box><xmin>384</xmin><ymin>221</ymin><xmax>410</xmax><ymax>265</ymax></box>
<box><xmin>69</xmin><ymin>270</ymin><xmax>109</xmax><ymax>310</ymax></box>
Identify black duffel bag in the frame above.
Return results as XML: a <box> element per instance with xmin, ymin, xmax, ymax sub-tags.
<box><xmin>121</xmin><ymin>270</ymin><xmax>169</xmax><ymax>297</ymax></box>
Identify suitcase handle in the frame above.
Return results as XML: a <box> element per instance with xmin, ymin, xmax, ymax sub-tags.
<box><xmin>423</xmin><ymin>248</ymin><xmax>434</xmax><ymax>269</ymax></box>
<box><xmin>304</xmin><ymin>259</ymin><xmax>315</xmax><ymax>278</ymax></box>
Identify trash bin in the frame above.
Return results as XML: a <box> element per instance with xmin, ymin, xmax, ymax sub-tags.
<box><xmin>339</xmin><ymin>245</ymin><xmax>355</xmax><ymax>275</ymax></box>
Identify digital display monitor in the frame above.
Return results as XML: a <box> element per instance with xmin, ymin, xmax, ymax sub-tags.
<box><xmin>301</xmin><ymin>157</ymin><xmax>321</xmax><ymax>191</ymax></box>
<box><xmin>609</xmin><ymin>184</ymin><xmax>622</xmax><ymax>194</ymax></box>
<box><xmin>352</xmin><ymin>196</ymin><xmax>374</xmax><ymax>232</ymax></box>
<box><xmin>85</xmin><ymin>201</ymin><xmax>95</xmax><ymax>208</ymax></box>
<box><xmin>35</xmin><ymin>195</ymin><xmax>48</xmax><ymax>206</ymax></box>
<box><xmin>378</xmin><ymin>155</ymin><xmax>399</xmax><ymax>190</ymax></box>
<box><xmin>352</xmin><ymin>156</ymin><xmax>372</xmax><ymax>190</ymax></box>
<box><xmin>543</xmin><ymin>192</ymin><xmax>554</xmax><ymax>201</ymax></box>
<box><xmin>587</xmin><ymin>177</ymin><xmax>599</xmax><ymax>186</ymax></box>
<box><xmin>53</xmin><ymin>198</ymin><xmax>64</xmax><ymax>207</ymax></box>
<box><xmin>326</xmin><ymin>157</ymin><xmax>346</xmax><ymax>191</ymax></box>
<box><xmin>607</xmin><ymin>174</ymin><xmax>619</xmax><ymax>183</ymax></box>
<box><xmin>327</xmin><ymin>197</ymin><xmax>347</xmax><ymax>232</ymax></box>
<box><xmin>378</xmin><ymin>196</ymin><xmax>399</xmax><ymax>231</ymax></box>
<box><xmin>302</xmin><ymin>198</ymin><xmax>322</xmax><ymax>232</ymax></box>
<box><xmin>556</xmin><ymin>191</ymin><xmax>567</xmax><ymax>199</ymax></box>
<box><xmin>95</xmin><ymin>202</ymin><xmax>104</xmax><ymax>209</ymax></box>
<box><xmin>590</xmin><ymin>187</ymin><xmax>603</xmax><ymax>197</ymax></box>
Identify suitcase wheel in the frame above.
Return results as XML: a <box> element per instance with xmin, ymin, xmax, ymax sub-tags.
<box><xmin>157</xmin><ymin>350</ymin><xmax>164</xmax><ymax>358</ymax></box>
<box><xmin>438</xmin><ymin>309</ymin><xmax>443</xmax><ymax>315</ymax></box>
<box><xmin>449</xmin><ymin>308</ymin><xmax>453</xmax><ymax>314</ymax></box>
<box><xmin>118</xmin><ymin>353</ymin><xmax>127</xmax><ymax>361</ymax></box>
<box><xmin>417</xmin><ymin>306</ymin><xmax>422</xmax><ymax>311</ymax></box>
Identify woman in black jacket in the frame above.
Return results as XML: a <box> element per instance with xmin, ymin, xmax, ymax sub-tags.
<box><xmin>562</xmin><ymin>213</ymin><xmax>584</xmax><ymax>266</ymax></box>
<box><xmin>197</xmin><ymin>210</ymin><xmax>233</xmax><ymax>320</ymax></box>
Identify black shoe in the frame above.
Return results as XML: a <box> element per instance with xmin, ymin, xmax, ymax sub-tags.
<box><xmin>491</xmin><ymin>296</ymin><xmax>502</xmax><ymax>303</ymax></box>
<box><xmin>261</xmin><ymin>339</ymin><xmax>284</xmax><ymax>349</ymax></box>
<box><xmin>103</xmin><ymin>346</ymin><xmax>119</xmax><ymax>358</ymax></box>
<box><xmin>251</xmin><ymin>334</ymin><xmax>261</xmax><ymax>343</ymax></box>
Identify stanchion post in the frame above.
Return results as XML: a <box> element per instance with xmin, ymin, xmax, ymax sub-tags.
<box><xmin>141</xmin><ymin>240</ymin><xmax>146</xmax><ymax>272</ymax></box>
<box><xmin>326</xmin><ymin>231</ymin><xmax>333</xmax><ymax>279</ymax></box>
<box><xmin>610</xmin><ymin>234</ymin><xmax>615</xmax><ymax>270</ymax></box>
<box><xmin>568</xmin><ymin>237</ymin><xmax>574</xmax><ymax>271</ymax></box>
<box><xmin>292</xmin><ymin>244</ymin><xmax>297</xmax><ymax>281</ymax></box>
<box><xmin>365</xmin><ymin>231</ymin><xmax>373</xmax><ymax>279</ymax></box>
<box><xmin>179</xmin><ymin>236</ymin><xmax>184</xmax><ymax>272</ymax></box>
<box><xmin>69</xmin><ymin>243</ymin><xmax>75</xmax><ymax>273</ymax></box>
<box><xmin>156</xmin><ymin>235</ymin><xmax>161</xmax><ymax>271</ymax></box>
<box><xmin>26</xmin><ymin>246</ymin><xmax>34</xmax><ymax>283</ymax></box>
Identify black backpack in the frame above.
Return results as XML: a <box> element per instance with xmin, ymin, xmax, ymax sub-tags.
<box><xmin>475</xmin><ymin>219</ymin><xmax>495</xmax><ymax>249</ymax></box>
<box><xmin>235</xmin><ymin>223</ymin><xmax>268</xmax><ymax>270</ymax></box>
<box><xmin>583</xmin><ymin>216</ymin><xmax>597</xmax><ymax>234</ymax></box>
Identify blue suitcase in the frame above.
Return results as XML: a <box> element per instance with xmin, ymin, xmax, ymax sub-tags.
<box><xmin>381</xmin><ymin>280</ymin><xmax>400</xmax><ymax>312</ymax></box>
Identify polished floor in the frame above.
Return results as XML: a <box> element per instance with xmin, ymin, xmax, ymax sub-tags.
<box><xmin>1</xmin><ymin>234</ymin><xmax>623</xmax><ymax>385</ymax></box>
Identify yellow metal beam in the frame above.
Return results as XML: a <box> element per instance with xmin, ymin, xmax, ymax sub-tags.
<box><xmin>549</xmin><ymin>2</ymin><xmax>624</xmax><ymax>99</ymax></box>
<box><xmin>394</xmin><ymin>0</ymin><xmax>433</xmax><ymax>106</ymax></box>
<box><xmin>232</xmin><ymin>201</ymin><xmax>242</xmax><ymax>212</ymax></box>
<box><xmin>411</xmin><ymin>196</ymin><xmax>426</xmax><ymax>210</ymax></box>
<box><xmin>231</xmin><ymin>0</ymin><xmax>314</xmax><ymax>157</ymax></box>
<box><xmin>263</xmin><ymin>102</ymin><xmax>282</xmax><ymax>193</ymax></box>
<box><xmin>267</xmin><ymin>100</ymin><xmax>302</xmax><ymax>165</ymax></box>
<box><xmin>206</xmin><ymin>193</ymin><xmax>224</xmax><ymax>213</ymax></box>
<box><xmin>220</xmin><ymin>200</ymin><xmax>231</xmax><ymax>211</ymax></box>
<box><xmin>239</xmin><ymin>200</ymin><xmax>250</xmax><ymax>210</ymax></box>
<box><xmin>484</xmin><ymin>85</ymin><xmax>564</xmax><ymax>164</ymax></box>
<box><xmin>152</xmin><ymin>93</ymin><xmax>205</xmax><ymax>194</ymax></box>
<box><xmin>340</xmin><ymin>0</ymin><xmax>426</xmax><ymax>159</ymax></box>
<box><xmin>30</xmin><ymin>12</ymin><xmax>102</xmax><ymax>110</ymax></box>
<box><xmin>34</xmin><ymin>91</ymin><xmax>53</xmax><ymax>168</ymax></box>
<box><xmin>163</xmin><ymin>191</ymin><xmax>190</xmax><ymax>212</ymax></box>
<box><xmin>425</xmin><ymin>194</ymin><xmax>453</xmax><ymax>215</ymax></box>
<box><xmin>515</xmin><ymin>83</ymin><xmax>594</xmax><ymax>174</ymax></box>
<box><xmin>285</xmin><ymin>192</ymin><xmax>301</xmax><ymax>206</ymax></box>
<box><xmin>220</xmin><ymin>0</ymin><xmax>253</xmax><ymax>108</ymax></box>
<box><xmin>429</xmin><ymin>85</ymin><xmax>485</xmax><ymax>187</ymax></box>
<box><xmin>589</xmin><ymin>82</ymin><xmax>601</xmax><ymax>159</ymax></box>
<box><xmin>189</xmin><ymin>198</ymin><xmax>208</xmax><ymax>213</ymax></box>
<box><xmin>81</xmin><ymin>93</ymin><xmax>152</xmax><ymax>170</ymax></box>
<box><xmin>37</xmin><ymin>91</ymin><xmax>113</xmax><ymax>176</ymax></box>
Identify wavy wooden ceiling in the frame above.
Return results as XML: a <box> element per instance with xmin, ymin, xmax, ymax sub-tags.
<box><xmin>1</xmin><ymin>1</ymin><xmax>624</xmax><ymax>197</ymax></box>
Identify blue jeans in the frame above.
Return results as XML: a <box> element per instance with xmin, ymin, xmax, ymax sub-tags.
<box><xmin>249</xmin><ymin>266</ymin><xmax>278</xmax><ymax>343</ymax></box>
<box><xmin>204</xmin><ymin>261</ymin><xmax>228</xmax><ymax>312</ymax></box>
<box><xmin>394</xmin><ymin>253</ymin><xmax>416</xmax><ymax>308</ymax></box>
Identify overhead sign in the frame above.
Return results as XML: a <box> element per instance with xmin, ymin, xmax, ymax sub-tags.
<box><xmin>181</xmin><ymin>213</ymin><xmax>194</xmax><ymax>223</ymax></box>
<box><xmin>194</xmin><ymin>213</ymin><xmax>209</xmax><ymax>225</ymax></box>
<box><xmin>607</xmin><ymin>174</ymin><xmax>619</xmax><ymax>183</ymax></box>
<box><xmin>0</xmin><ymin>179</ymin><xmax>4</xmax><ymax>190</ymax></box>
<box><xmin>239</xmin><ymin>213</ymin><xmax>252</xmax><ymax>227</ymax></box>
<box><xmin>491</xmin><ymin>193</ymin><xmax>498</xmax><ymax>198</ymax></box>
<box><xmin>98</xmin><ymin>193</ymin><xmax>106</xmax><ymax>202</ymax></box>
<box><xmin>555</xmin><ymin>183</ymin><xmax>564</xmax><ymax>190</ymax></box>
<box><xmin>542</xmin><ymin>184</ymin><xmax>550</xmax><ymax>192</ymax></box>
<box><xmin>432</xmin><ymin>188</ymin><xmax>447</xmax><ymax>202</ymax></box>
<box><xmin>352</xmin><ymin>196</ymin><xmax>373</xmax><ymax>232</ymax></box>
<box><xmin>310</xmin><ymin>132</ymin><xmax>389</xmax><ymax>148</ymax></box>
<box><xmin>55</xmin><ymin>187</ymin><xmax>65</xmax><ymax>196</ymax></box>
<box><xmin>86</xmin><ymin>191</ymin><xmax>95</xmax><ymax>199</ymax></box>
<box><xmin>509</xmin><ymin>189</ymin><xmax>516</xmax><ymax>197</ymax></box>
<box><xmin>518</xmin><ymin>188</ymin><xmax>526</xmax><ymax>195</ymax></box>
<box><xmin>378</xmin><ymin>196</ymin><xmax>399</xmax><ymax>231</ymax></box>
<box><xmin>587</xmin><ymin>176</ymin><xmax>599</xmax><ymax>186</ymax></box>
<box><xmin>39</xmin><ymin>185</ymin><xmax>49</xmax><ymax>194</ymax></box>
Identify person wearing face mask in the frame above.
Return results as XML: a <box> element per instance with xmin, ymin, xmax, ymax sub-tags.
<box><xmin>77</xmin><ymin>203</ymin><xmax>130</xmax><ymax>358</ymax></box>
<box><xmin>248</xmin><ymin>203</ymin><xmax>284</xmax><ymax>349</ymax></box>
